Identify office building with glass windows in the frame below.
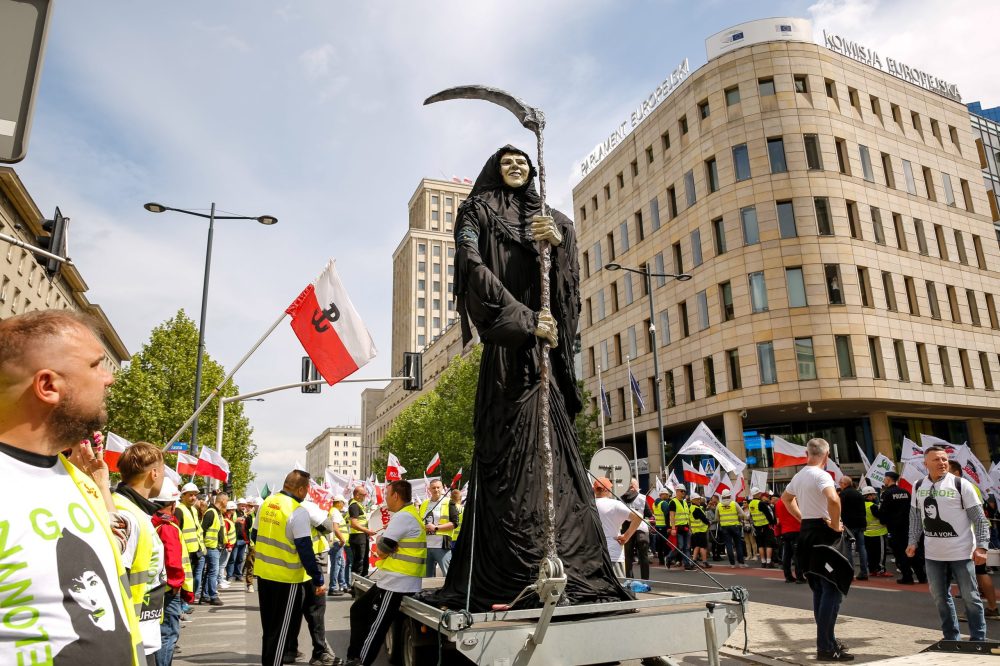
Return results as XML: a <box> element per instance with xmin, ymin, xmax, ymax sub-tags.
<box><xmin>574</xmin><ymin>18</ymin><xmax>1000</xmax><ymax>483</ymax></box>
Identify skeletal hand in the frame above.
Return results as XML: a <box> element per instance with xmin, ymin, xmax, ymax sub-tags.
<box><xmin>531</xmin><ymin>215</ymin><xmax>562</xmax><ymax>247</ymax></box>
<box><xmin>534</xmin><ymin>308</ymin><xmax>558</xmax><ymax>348</ymax></box>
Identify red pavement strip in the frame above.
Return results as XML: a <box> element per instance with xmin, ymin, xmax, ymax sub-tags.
<box><xmin>651</xmin><ymin>561</ymin><xmax>931</xmax><ymax>593</ymax></box>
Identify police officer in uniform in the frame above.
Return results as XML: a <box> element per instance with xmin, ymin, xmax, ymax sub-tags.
<box><xmin>254</xmin><ymin>470</ymin><xmax>329</xmax><ymax>666</ymax></box>
<box><xmin>346</xmin><ymin>480</ymin><xmax>425</xmax><ymax>666</ymax></box>
<box><xmin>879</xmin><ymin>471</ymin><xmax>926</xmax><ymax>584</ymax></box>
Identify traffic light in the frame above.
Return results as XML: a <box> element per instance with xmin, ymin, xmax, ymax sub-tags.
<box><xmin>301</xmin><ymin>356</ymin><xmax>321</xmax><ymax>393</ymax></box>
<box><xmin>402</xmin><ymin>351</ymin><xmax>423</xmax><ymax>391</ymax></box>
<box><xmin>33</xmin><ymin>207</ymin><xmax>69</xmax><ymax>278</ymax></box>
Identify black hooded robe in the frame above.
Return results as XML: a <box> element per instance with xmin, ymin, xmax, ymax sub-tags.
<box><xmin>427</xmin><ymin>145</ymin><xmax>631</xmax><ymax>611</ymax></box>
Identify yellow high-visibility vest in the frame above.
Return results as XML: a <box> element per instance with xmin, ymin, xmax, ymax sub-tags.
<box><xmin>348</xmin><ymin>499</ymin><xmax>368</xmax><ymax>535</ymax></box>
<box><xmin>653</xmin><ymin>499</ymin><xmax>668</xmax><ymax>527</ymax></box>
<box><xmin>670</xmin><ymin>498</ymin><xmax>690</xmax><ymax>526</ymax></box>
<box><xmin>419</xmin><ymin>497</ymin><xmax>454</xmax><ymax>539</ymax></box>
<box><xmin>113</xmin><ymin>493</ymin><xmax>163</xmax><ymax>619</ymax></box>
<box><xmin>749</xmin><ymin>499</ymin><xmax>769</xmax><ymax>527</ymax></box>
<box><xmin>376</xmin><ymin>505</ymin><xmax>427</xmax><ymax>578</ymax></box>
<box><xmin>177</xmin><ymin>503</ymin><xmax>203</xmax><ymax>554</ymax></box>
<box><xmin>156</xmin><ymin>521</ymin><xmax>194</xmax><ymax>593</ymax></box>
<box><xmin>255</xmin><ymin>493</ymin><xmax>311</xmax><ymax>584</ymax></box>
<box><xmin>452</xmin><ymin>504</ymin><xmax>464</xmax><ymax>541</ymax></box>
<box><xmin>689</xmin><ymin>505</ymin><xmax>709</xmax><ymax>533</ymax></box>
<box><xmin>717</xmin><ymin>502</ymin><xmax>740</xmax><ymax>527</ymax></box>
<box><xmin>203</xmin><ymin>507</ymin><xmax>222</xmax><ymax>549</ymax></box>
<box><xmin>864</xmin><ymin>501</ymin><xmax>888</xmax><ymax>537</ymax></box>
<box><xmin>224</xmin><ymin>517</ymin><xmax>237</xmax><ymax>547</ymax></box>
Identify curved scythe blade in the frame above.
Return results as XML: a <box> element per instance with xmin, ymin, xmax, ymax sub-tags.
<box><xmin>424</xmin><ymin>85</ymin><xmax>545</xmax><ymax>134</ymax></box>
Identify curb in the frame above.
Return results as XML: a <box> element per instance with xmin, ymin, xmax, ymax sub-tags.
<box><xmin>720</xmin><ymin>648</ymin><xmax>798</xmax><ymax>666</ymax></box>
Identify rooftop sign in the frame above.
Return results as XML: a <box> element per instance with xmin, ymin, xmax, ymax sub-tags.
<box><xmin>821</xmin><ymin>30</ymin><xmax>961</xmax><ymax>103</ymax></box>
<box><xmin>577</xmin><ymin>58</ymin><xmax>690</xmax><ymax>179</ymax></box>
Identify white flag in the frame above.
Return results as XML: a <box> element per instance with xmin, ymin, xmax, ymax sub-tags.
<box><xmin>954</xmin><ymin>447</ymin><xmax>993</xmax><ymax>494</ymax></box>
<box><xmin>866</xmin><ymin>454</ymin><xmax>896</xmax><ymax>489</ymax></box>
<box><xmin>676</xmin><ymin>422</ymin><xmax>746</xmax><ymax>475</ymax></box>
<box><xmin>666</xmin><ymin>470</ymin><xmax>681</xmax><ymax>492</ymax></box>
<box><xmin>750</xmin><ymin>470</ymin><xmax>768</xmax><ymax>494</ymax></box>
<box><xmin>901</xmin><ymin>437</ymin><xmax>923</xmax><ymax>461</ymax></box>
<box><xmin>825</xmin><ymin>460</ymin><xmax>844</xmax><ymax>484</ymax></box>
<box><xmin>856</xmin><ymin>442</ymin><xmax>873</xmax><ymax>474</ymax></box>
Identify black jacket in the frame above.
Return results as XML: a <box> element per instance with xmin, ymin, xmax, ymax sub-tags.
<box><xmin>878</xmin><ymin>484</ymin><xmax>912</xmax><ymax>529</ymax></box>
<box><xmin>839</xmin><ymin>487</ymin><xmax>866</xmax><ymax>530</ymax></box>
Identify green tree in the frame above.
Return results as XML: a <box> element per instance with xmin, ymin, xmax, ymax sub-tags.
<box><xmin>105</xmin><ymin>310</ymin><xmax>256</xmax><ymax>494</ymax></box>
<box><xmin>371</xmin><ymin>345</ymin><xmax>604</xmax><ymax>477</ymax></box>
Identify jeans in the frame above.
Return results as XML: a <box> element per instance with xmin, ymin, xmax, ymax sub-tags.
<box><xmin>809</xmin><ymin>576</ymin><xmax>844</xmax><ymax>653</ymax></box>
<box><xmin>426</xmin><ymin>547</ymin><xmax>452</xmax><ymax>577</ymax></box>
<box><xmin>191</xmin><ymin>551</ymin><xmax>204</xmax><ymax>598</ymax></box>
<box><xmin>781</xmin><ymin>532</ymin><xmax>802</xmax><ymax>580</ymax></box>
<box><xmin>156</xmin><ymin>594</ymin><xmax>184</xmax><ymax>666</ymax></box>
<box><xmin>925</xmin><ymin>558</ymin><xmax>986</xmax><ymax>641</ymax></box>
<box><xmin>720</xmin><ymin>526</ymin><xmax>745</xmax><ymax>565</ymax></box>
<box><xmin>844</xmin><ymin>527</ymin><xmax>868</xmax><ymax>575</ymax></box>
<box><xmin>218</xmin><ymin>548</ymin><xmax>230</xmax><ymax>584</ymax></box>
<box><xmin>227</xmin><ymin>542</ymin><xmax>246</xmax><ymax>579</ymax></box>
<box><xmin>202</xmin><ymin>548</ymin><xmax>220</xmax><ymax>600</ymax></box>
<box><xmin>330</xmin><ymin>542</ymin><xmax>349</xmax><ymax>589</ymax></box>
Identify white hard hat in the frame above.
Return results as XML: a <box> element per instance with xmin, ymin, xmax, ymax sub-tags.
<box><xmin>720</xmin><ymin>489</ymin><xmax>732</xmax><ymax>498</ymax></box>
<box><xmin>689</xmin><ymin>490</ymin><xmax>701</xmax><ymax>500</ymax></box>
<box><xmin>750</xmin><ymin>486</ymin><xmax>761</xmax><ymax>495</ymax></box>
<box><xmin>152</xmin><ymin>477</ymin><xmax>181</xmax><ymax>503</ymax></box>
<box><xmin>237</xmin><ymin>497</ymin><xmax>248</xmax><ymax>505</ymax></box>
<box><xmin>861</xmin><ymin>486</ymin><xmax>877</xmax><ymax>495</ymax></box>
<box><xmin>251</xmin><ymin>497</ymin><xmax>263</xmax><ymax>505</ymax></box>
<box><xmin>332</xmin><ymin>494</ymin><xmax>347</xmax><ymax>504</ymax></box>
<box><xmin>226</xmin><ymin>501</ymin><xmax>237</xmax><ymax>510</ymax></box>
<box><xmin>181</xmin><ymin>482</ymin><xmax>199</xmax><ymax>494</ymax></box>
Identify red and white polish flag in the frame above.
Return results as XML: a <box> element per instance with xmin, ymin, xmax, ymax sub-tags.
<box><xmin>103</xmin><ymin>432</ymin><xmax>132</xmax><ymax>473</ymax></box>
<box><xmin>286</xmin><ymin>260</ymin><xmax>377</xmax><ymax>386</ymax></box>
<box><xmin>772</xmin><ymin>435</ymin><xmax>808</xmax><ymax>468</ymax></box>
<box><xmin>450</xmin><ymin>468</ymin><xmax>463</xmax><ymax>490</ymax></box>
<box><xmin>682</xmin><ymin>460</ymin><xmax>711</xmax><ymax>485</ymax></box>
<box><xmin>426</xmin><ymin>452</ymin><xmax>441</xmax><ymax>475</ymax></box>
<box><xmin>386</xmin><ymin>453</ymin><xmax>406</xmax><ymax>482</ymax></box>
<box><xmin>177</xmin><ymin>452</ymin><xmax>199</xmax><ymax>476</ymax></box>
<box><xmin>194</xmin><ymin>447</ymin><xmax>230</xmax><ymax>482</ymax></box>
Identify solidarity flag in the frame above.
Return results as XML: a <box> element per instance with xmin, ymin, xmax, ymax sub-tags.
<box><xmin>666</xmin><ymin>470</ymin><xmax>681</xmax><ymax>492</ymax></box>
<box><xmin>629</xmin><ymin>370</ymin><xmax>645</xmax><ymax>413</ymax></box>
<box><xmin>386</xmin><ymin>453</ymin><xmax>406</xmax><ymax>481</ymax></box>
<box><xmin>307</xmin><ymin>480</ymin><xmax>334</xmax><ymax>511</ymax></box>
<box><xmin>772</xmin><ymin>435</ymin><xmax>808</xmax><ymax>468</ymax></box>
<box><xmin>682</xmin><ymin>460</ymin><xmax>710</xmax><ymax>485</ymax></box>
<box><xmin>286</xmin><ymin>260</ymin><xmax>377</xmax><ymax>386</ymax></box>
<box><xmin>194</xmin><ymin>447</ymin><xmax>230</xmax><ymax>482</ymax></box>
<box><xmin>103</xmin><ymin>432</ymin><xmax>132</xmax><ymax>472</ymax></box>
<box><xmin>867</xmin><ymin>454</ymin><xmax>896</xmax><ymax>489</ymax></box>
<box><xmin>426</xmin><ymin>452</ymin><xmax>441</xmax><ymax>475</ymax></box>
<box><xmin>954</xmin><ymin>446</ymin><xmax>994</xmax><ymax>494</ymax></box>
<box><xmin>450</xmin><ymin>468</ymin><xmax>463</xmax><ymax>489</ymax></box>
<box><xmin>677</xmin><ymin>422</ymin><xmax>746</xmax><ymax>475</ymax></box>
<box><xmin>176</xmin><ymin>452</ymin><xmax>198</xmax><ymax>476</ymax></box>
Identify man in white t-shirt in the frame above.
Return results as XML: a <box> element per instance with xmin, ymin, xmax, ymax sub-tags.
<box><xmin>782</xmin><ymin>438</ymin><xmax>851</xmax><ymax>662</ymax></box>
<box><xmin>593</xmin><ymin>477</ymin><xmax>641</xmax><ymax>578</ymax></box>
<box><xmin>327</xmin><ymin>495</ymin><xmax>350</xmax><ymax>595</ymax></box>
<box><xmin>906</xmin><ymin>445</ymin><xmax>989</xmax><ymax>642</ymax></box>
<box><xmin>0</xmin><ymin>310</ymin><xmax>142</xmax><ymax>665</ymax></box>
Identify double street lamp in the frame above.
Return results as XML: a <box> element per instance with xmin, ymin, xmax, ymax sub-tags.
<box><xmin>604</xmin><ymin>262</ymin><xmax>691</xmax><ymax>478</ymax></box>
<box><xmin>144</xmin><ymin>202</ymin><xmax>277</xmax><ymax>456</ymax></box>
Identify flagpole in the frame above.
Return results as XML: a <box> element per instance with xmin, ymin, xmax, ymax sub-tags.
<box><xmin>626</xmin><ymin>356</ymin><xmax>639</xmax><ymax>478</ymax></box>
<box><xmin>597</xmin><ymin>364</ymin><xmax>607</xmax><ymax>449</ymax></box>
<box><xmin>164</xmin><ymin>311</ymin><xmax>289</xmax><ymax>449</ymax></box>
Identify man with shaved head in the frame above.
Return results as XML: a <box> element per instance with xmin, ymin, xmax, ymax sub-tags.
<box><xmin>0</xmin><ymin>311</ymin><xmax>143</xmax><ymax>664</ymax></box>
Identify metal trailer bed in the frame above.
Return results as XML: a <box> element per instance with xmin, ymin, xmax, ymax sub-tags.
<box><xmin>352</xmin><ymin>575</ymin><xmax>748</xmax><ymax>666</ymax></box>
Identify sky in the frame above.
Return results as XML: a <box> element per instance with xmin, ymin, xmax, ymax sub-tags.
<box><xmin>13</xmin><ymin>0</ymin><xmax>1000</xmax><ymax>488</ymax></box>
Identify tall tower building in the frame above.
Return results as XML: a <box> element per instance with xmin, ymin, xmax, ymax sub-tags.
<box><xmin>390</xmin><ymin>178</ymin><xmax>471</xmax><ymax>372</ymax></box>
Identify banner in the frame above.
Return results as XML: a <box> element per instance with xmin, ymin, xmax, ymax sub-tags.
<box><xmin>954</xmin><ymin>446</ymin><xmax>994</xmax><ymax>494</ymax></box>
<box><xmin>866</xmin><ymin>453</ymin><xmax>895</xmax><ymax>489</ymax></box>
<box><xmin>750</xmin><ymin>470</ymin><xmax>768</xmax><ymax>494</ymax></box>
<box><xmin>677</xmin><ymin>422</ymin><xmax>746</xmax><ymax>475</ymax></box>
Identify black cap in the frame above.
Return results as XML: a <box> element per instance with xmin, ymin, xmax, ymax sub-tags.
<box><xmin>884</xmin><ymin>471</ymin><xmax>900</xmax><ymax>480</ymax></box>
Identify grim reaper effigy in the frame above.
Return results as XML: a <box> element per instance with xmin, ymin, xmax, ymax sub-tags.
<box><xmin>423</xmin><ymin>88</ymin><xmax>631</xmax><ymax>612</ymax></box>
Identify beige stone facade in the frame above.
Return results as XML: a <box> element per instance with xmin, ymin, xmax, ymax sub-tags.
<box><xmin>0</xmin><ymin>167</ymin><xmax>129</xmax><ymax>370</ymax></box>
<box><xmin>305</xmin><ymin>425</ymin><xmax>362</xmax><ymax>480</ymax></box>
<box><xmin>573</xmin><ymin>37</ymin><xmax>1000</xmax><ymax>478</ymax></box>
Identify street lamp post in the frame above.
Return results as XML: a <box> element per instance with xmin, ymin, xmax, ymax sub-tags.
<box><xmin>144</xmin><ymin>202</ymin><xmax>277</xmax><ymax>458</ymax></box>
<box><xmin>605</xmin><ymin>262</ymin><xmax>691</xmax><ymax>479</ymax></box>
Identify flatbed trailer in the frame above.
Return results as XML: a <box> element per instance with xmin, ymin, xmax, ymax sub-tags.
<box><xmin>352</xmin><ymin>575</ymin><xmax>748</xmax><ymax>666</ymax></box>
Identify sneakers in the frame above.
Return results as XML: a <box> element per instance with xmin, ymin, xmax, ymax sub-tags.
<box><xmin>985</xmin><ymin>606</ymin><xmax>1000</xmax><ymax>620</ymax></box>
<box><xmin>247</xmin><ymin>585</ymin><xmax>255</xmax><ymax>593</ymax></box>
<box><xmin>856</xmin><ymin>575</ymin><xmax>869</xmax><ymax>581</ymax></box>
<box><xmin>739</xmin><ymin>563</ymin><xmax>749</xmax><ymax>568</ymax></box>
<box><xmin>309</xmin><ymin>653</ymin><xmax>337</xmax><ymax>665</ymax></box>
<box><xmin>209</xmin><ymin>597</ymin><xmax>224</xmax><ymax>606</ymax></box>
<box><xmin>816</xmin><ymin>648</ymin><xmax>854</xmax><ymax>662</ymax></box>
<box><xmin>219</xmin><ymin>581</ymin><xmax>231</xmax><ymax>589</ymax></box>
<box><xmin>896</xmin><ymin>578</ymin><xmax>915</xmax><ymax>585</ymax></box>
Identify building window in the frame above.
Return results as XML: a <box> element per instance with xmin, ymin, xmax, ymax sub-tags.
<box><xmin>654</xmin><ymin>252</ymin><xmax>666</xmax><ymax>287</ymax></box>
<box><xmin>666</xmin><ymin>186</ymin><xmax>678</xmax><ymax>218</ymax></box>
<box><xmin>697</xmin><ymin>290</ymin><xmax>709</xmax><ymax>330</ymax></box>
<box><xmin>619</xmin><ymin>221</ymin><xmax>630</xmax><ymax>253</ymax></box>
<box><xmin>727</xmin><ymin>349</ymin><xmax>742</xmax><ymax>390</ymax></box>
<box><xmin>835</xmin><ymin>335</ymin><xmax>855</xmax><ymax>378</ymax></box>
<box><xmin>741</xmin><ymin>206</ymin><xmax>759</xmax><ymax>245</ymax></box>
<box><xmin>922</xmin><ymin>166</ymin><xmax>936</xmax><ymax>201</ymax></box>
<box><xmin>627</xmin><ymin>325</ymin><xmax>638</xmax><ymax>359</ymax></box>
<box><xmin>835</xmin><ymin>138</ymin><xmax>850</xmax><ymax>175</ymax></box>
<box><xmin>600</xmin><ymin>340</ymin><xmax>610</xmax><ymax>370</ymax></box>
<box><xmin>635</xmin><ymin>211</ymin><xmax>645</xmax><ymax>241</ymax></box>
<box><xmin>890</xmin><ymin>102</ymin><xmax>902</xmax><ymax>127</ymax></box>
<box><xmin>725</xmin><ymin>86</ymin><xmax>741</xmax><ymax>106</ymax></box>
<box><xmin>859</xmin><ymin>145</ymin><xmax>874</xmax><ymax>181</ymax></box>
<box><xmin>946</xmin><ymin>285</ymin><xmax>961</xmax><ymax>323</ymax></box>
<box><xmin>980</xmin><ymin>352</ymin><xmax>994</xmax><ymax>390</ymax></box>
<box><xmin>630</xmin><ymin>159</ymin><xmax>639</xmax><ymax>177</ymax></box>
<box><xmin>870</xmin><ymin>95</ymin><xmax>882</xmax><ymax>120</ymax></box>
<box><xmin>881</xmin><ymin>272</ymin><xmax>897</xmax><ymax>311</ymax></box>
<box><xmin>848</xmin><ymin>87</ymin><xmax>861</xmax><ymax>112</ymax></box>
<box><xmin>706</xmin><ymin>157</ymin><xmax>719</xmax><ymax>193</ymax></box>
<box><xmin>659</xmin><ymin>309</ymin><xmax>671</xmax><ymax>345</ymax></box>
<box><xmin>691</xmin><ymin>229</ymin><xmax>703</xmax><ymax>267</ymax></box>
<box><xmin>917</xmin><ymin>343</ymin><xmax>931</xmax><ymax>383</ymax></box>
<box><xmin>646</xmin><ymin>146</ymin><xmax>654</xmax><ymax>164</ymax></box>
<box><xmin>417</xmin><ymin>279</ymin><xmax>425</xmax><ymax>291</ymax></box>
<box><xmin>960</xmin><ymin>179</ymin><xmax>974</xmax><ymax>212</ymax></box>
<box><xmin>719</xmin><ymin>281</ymin><xmax>734</xmax><ymax>321</ymax></box>
<box><xmin>732</xmin><ymin>144</ymin><xmax>751</xmax><ymax>181</ymax></box>
<box><xmin>624</xmin><ymin>273</ymin><xmax>634</xmax><ymax>305</ymax></box>
<box><xmin>881</xmin><ymin>153</ymin><xmax>896</xmax><ymax>188</ymax></box>
<box><xmin>986</xmin><ymin>293</ymin><xmax>999</xmax><ymax>329</ymax></box>
<box><xmin>748</xmin><ymin>271</ymin><xmax>768</xmax><ymax>312</ymax></box>
<box><xmin>596</xmin><ymin>290</ymin><xmax>606</xmax><ymax>320</ymax></box>
<box><xmin>679</xmin><ymin>301</ymin><xmax>689</xmax><ymax>337</ymax></box>
<box><xmin>902</xmin><ymin>160</ymin><xmax>917</xmax><ymax>195</ymax></box>
<box><xmin>604</xmin><ymin>184</ymin><xmax>611</xmax><ymax>202</ymax></box>
<box><xmin>795</xmin><ymin>337</ymin><xmax>817</xmax><ymax>379</ymax></box>
<box><xmin>959</xmin><ymin>349</ymin><xmax>975</xmax><ymax>388</ymax></box>
<box><xmin>607</xmin><ymin>232</ymin><xmax>616</xmax><ymax>260</ymax></box>
<box><xmin>767</xmin><ymin>137</ymin><xmax>787</xmax><ymax>174</ymax></box>
<box><xmin>757</xmin><ymin>342</ymin><xmax>777</xmax><ymax>385</ymax></box>
<box><xmin>942</xmin><ymin>173</ymin><xmax>956</xmax><ymax>206</ymax></box>
<box><xmin>776</xmin><ymin>200</ymin><xmax>797</xmax><ymax>238</ymax></box>
<box><xmin>893</xmin><ymin>214</ymin><xmax>907</xmax><ymax>251</ymax></box>
<box><xmin>934</xmin><ymin>224</ymin><xmax>948</xmax><ymax>260</ymax></box>
<box><xmin>904</xmin><ymin>276</ymin><xmax>920</xmax><ymax>315</ymax></box>
<box><xmin>666</xmin><ymin>370</ymin><xmax>676</xmax><ymax>407</ymax></box>
<box><xmin>825</xmin><ymin>78</ymin><xmax>836</xmax><ymax>98</ymax></box>
<box><xmin>894</xmin><ymin>340</ymin><xmax>910</xmax><ymax>381</ymax></box>
<box><xmin>704</xmin><ymin>356</ymin><xmax>717</xmax><ymax>396</ymax></box>
<box><xmin>857</xmin><ymin>267</ymin><xmax>874</xmax><ymax>307</ymax></box>
<box><xmin>938</xmin><ymin>347</ymin><xmax>954</xmax><ymax>386</ymax></box>
<box><xmin>804</xmin><ymin>134</ymin><xmax>823</xmax><ymax>170</ymax></box>
<box><xmin>618</xmin><ymin>172</ymin><xmax>625</xmax><ymax>189</ymax></box>
<box><xmin>954</xmin><ymin>230</ymin><xmax>968</xmax><ymax>265</ymax></box>
<box><xmin>679</xmin><ymin>115</ymin><xmax>688</xmax><ymax>135</ymax></box>
<box><xmin>815</xmin><ymin>197</ymin><xmax>833</xmax><ymax>235</ymax></box>
<box><xmin>592</xmin><ymin>242</ymin><xmax>603</xmax><ymax>272</ymax></box>
<box><xmin>914</xmin><ymin>219</ymin><xmax>929</xmax><ymax>255</ymax></box>
<box><xmin>967</xmin><ymin>290</ymin><xmax>981</xmax><ymax>326</ymax></box>
<box><xmin>869</xmin><ymin>337</ymin><xmax>885</xmax><ymax>379</ymax></box>
<box><xmin>793</xmin><ymin>75</ymin><xmax>808</xmax><ymax>93</ymax></box>
<box><xmin>846</xmin><ymin>201</ymin><xmax>862</xmax><ymax>240</ymax></box>
<box><xmin>661</xmin><ymin>131</ymin><xmax>671</xmax><ymax>151</ymax></box>
<box><xmin>926</xmin><ymin>281</ymin><xmax>941</xmax><ymax>319</ymax></box>
<box><xmin>758</xmin><ymin>78</ymin><xmax>775</xmax><ymax>96</ymax></box>
<box><xmin>698</xmin><ymin>99</ymin><xmax>710</xmax><ymax>119</ymax></box>
<box><xmin>650</xmin><ymin>197</ymin><xmax>661</xmax><ymax>231</ymax></box>
<box><xmin>825</xmin><ymin>264</ymin><xmax>844</xmax><ymax>305</ymax></box>
<box><xmin>672</xmin><ymin>242</ymin><xmax>683</xmax><ymax>275</ymax></box>
<box><xmin>684</xmin><ymin>364</ymin><xmax>695</xmax><ymax>403</ymax></box>
<box><xmin>713</xmin><ymin>217</ymin><xmax>727</xmax><ymax>255</ymax></box>
<box><xmin>786</xmin><ymin>267</ymin><xmax>807</xmax><ymax>307</ymax></box>
<box><xmin>684</xmin><ymin>170</ymin><xmax>696</xmax><ymax>207</ymax></box>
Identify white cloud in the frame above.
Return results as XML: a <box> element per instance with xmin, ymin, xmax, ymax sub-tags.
<box><xmin>299</xmin><ymin>44</ymin><xmax>337</xmax><ymax>80</ymax></box>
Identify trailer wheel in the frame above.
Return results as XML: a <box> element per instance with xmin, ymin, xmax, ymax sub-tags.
<box><xmin>384</xmin><ymin>617</ymin><xmax>403</xmax><ymax>665</ymax></box>
<box><xmin>401</xmin><ymin>618</ymin><xmax>435</xmax><ymax>666</ymax></box>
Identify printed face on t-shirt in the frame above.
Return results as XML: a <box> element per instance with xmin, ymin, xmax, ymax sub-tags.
<box><xmin>66</xmin><ymin>570</ymin><xmax>116</xmax><ymax>632</ymax></box>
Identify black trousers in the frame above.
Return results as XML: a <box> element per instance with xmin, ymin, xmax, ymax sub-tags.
<box><xmin>782</xmin><ymin>532</ymin><xmax>804</xmax><ymax>581</ymax></box>
<box><xmin>301</xmin><ymin>580</ymin><xmax>328</xmax><ymax>657</ymax></box>
<box><xmin>887</xmin><ymin>528</ymin><xmax>925</xmax><ymax>581</ymax></box>
<box><xmin>257</xmin><ymin>579</ymin><xmax>304</xmax><ymax>666</ymax></box>
<box><xmin>625</xmin><ymin>530</ymin><xmax>651</xmax><ymax>579</ymax></box>
<box><xmin>865</xmin><ymin>535</ymin><xmax>886</xmax><ymax>573</ymax></box>
<box><xmin>349</xmin><ymin>537</ymin><xmax>369</xmax><ymax>577</ymax></box>
<box><xmin>348</xmin><ymin>584</ymin><xmax>410</xmax><ymax>665</ymax></box>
